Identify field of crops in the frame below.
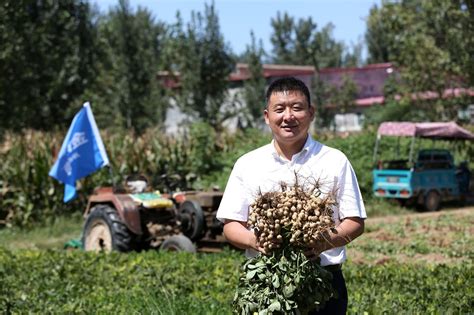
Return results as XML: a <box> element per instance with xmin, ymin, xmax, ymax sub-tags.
<box><xmin>2</xmin><ymin>126</ymin><xmax>473</xmax><ymax>227</ymax></box>
<box><xmin>1</xmin><ymin>208</ymin><xmax>472</xmax><ymax>313</ymax></box>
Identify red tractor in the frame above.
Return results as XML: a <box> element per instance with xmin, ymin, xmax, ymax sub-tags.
<box><xmin>81</xmin><ymin>175</ymin><xmax>225</xmax><ymax>253</ymax></box>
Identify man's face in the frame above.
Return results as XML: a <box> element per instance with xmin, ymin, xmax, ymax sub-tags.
<box><xmin>264</xmin><ymin>90</ymin><xmax>314</xmax><ymax>145</ymax></box>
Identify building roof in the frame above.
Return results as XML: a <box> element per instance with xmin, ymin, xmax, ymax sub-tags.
<box><xmin>229</xmin><ymin>63</ymin><xmax>397</xmax><ymax>81</ymax></box>
<box><xmin>351</xmin><ymin>88</ymin><xmax>474</xmax><ymax>108</ymax></box>
<box><xmin>229</xmin><ymin>63</ymin><xmax>315</xmax><ymax>81</ymax></box>
<box><xmin>319</xmin><ymin>62</ymin><xmax>394</xmax><ymax>74</ymax></box>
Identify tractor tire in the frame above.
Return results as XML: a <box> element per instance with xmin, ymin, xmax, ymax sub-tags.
<box><xmin>160</xmin><ymin>235</ymin><xmax>196</xmax><ymax>253</ymax></box>
<box><xmin>82</xmin><ymin>204</ymin><xmax>134</xmax><ymax>252</ymax></box>
<box><xmin>178</xmin><ymin>200</ymin><xmax>205</xmax><ymax>241</ymax></box>
<box><xmin>424</xmin><ymin>190</ymin><xmax>441</xmax><ymax>212</ymax></box>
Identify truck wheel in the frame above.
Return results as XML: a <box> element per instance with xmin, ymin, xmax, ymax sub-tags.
<box><xmin>178</xmin><ymin>200</ymin><xmax>205</xmax><ymax>241</ymax></box>
<box><xmin>424</xmin><ymin>190</ymin><xmax>441</xmax><ymax>211</ymax></box>
<box><xmin>396</xmin><ymin>199</ymin><xmax>407</xmax><ymax>207</ymax></box>
<box><xmin>82</xmin><ymin>204</ymin><xmax>133</xmax><ymax>252</ymax></box>
<box><xmin>160</xmin><ymin>235</ymin><xmax>196</xmax><ymax>253</ymax></box>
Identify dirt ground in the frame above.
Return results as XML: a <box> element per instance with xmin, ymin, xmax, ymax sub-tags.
<box><xmin>367</xmin><ymin>206</ymin><xmax>474</xmax><ymax>225</ymax></box>
<box><xmin>349</xmin><ymin>206</ymin><xmax>474</xmax><ymax>266</ymax></box>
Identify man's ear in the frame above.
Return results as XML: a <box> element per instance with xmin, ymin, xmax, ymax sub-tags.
<box><xmin>264</xmin><ymin>109</ymin><xmax>270</xmax><ymax>125</ymax></box>
<box><xmin>309</xmin><ymin>105</ymin><xmax>315</xmax><ymax>120</ymax></box>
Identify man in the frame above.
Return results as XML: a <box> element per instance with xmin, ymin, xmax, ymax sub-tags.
<box><xmin>216</xmin><ymin>77</ymin><xmax>366</xmax><ymax>314</ymax></box>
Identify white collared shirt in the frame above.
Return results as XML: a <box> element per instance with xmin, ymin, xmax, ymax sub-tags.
<box><xmin>216</xmin><ymin>135</ymin><xmax>367</xmax><ymax>266</ymax></box>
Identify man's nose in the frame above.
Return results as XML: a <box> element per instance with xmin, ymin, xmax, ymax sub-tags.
<box><xmin>283</xmin><ymin>107</ymin><xmax>295</xmax><ymax>120</ymax></box>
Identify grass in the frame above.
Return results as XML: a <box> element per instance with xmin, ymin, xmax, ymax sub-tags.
<box><xmin>0</xmin><ymin>199</ymin><xmax>469</xmax><ymax>252</ymax></box>
<box><xmin>0</xmin><ymin>214</ymin><xmax>83</xmax><ymax>250</ymax></box>
<box><xmin>363</xmin><ymin>197</ymin><xmax>411</xmax><ymax>217</ymax></box>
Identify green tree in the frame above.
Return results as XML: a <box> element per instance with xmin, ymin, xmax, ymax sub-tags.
<box><xmin>331</xmin><ymin>75</ymin><xmax>359</xmax><ymax>113</ymax></box>
<box><xmin>311</xmin><ymin>23</ymin><xmax>345</xmax><ymax>68</ymax></box>
<box><xmin>326</xmin><ymin>75</ymin><xmax>359</xmax><ymax>131</ymax></box>
<box><xmin>343</xmin><ymin>41</ymin><xmax>363</xmax><ymax>68</ymax></box>
<box><xmin>311</xmin><ymin>78</ymin><xmax>333</xmax><ymax>129</ymax></box>
<box><xmin>269</xmin><ymin>14</ymin><xmax>361</xmax><ymax>129</ymax></box>
<box><xmin>365</xmin><ymin>4</ymin><xmax>391</xmax><ymax>64</ymax></box>
<box><xmin>84</xmin><ymin>0</ymin><xmax>168</xmax><ymax>133</ymax></box>
<box><xmin>166</xmin><ymin>3</ymin><xmax>235</xmax><ymax>131</ymax></box>
<box><xmin>365</xmin><ymin>0</ymin><xmax>474</xmax><ymax>122</ymax></box>
<box><xmin>240</xmin><ymin>31</ymin><xmax>266</xmax><ymax>129</ymax></box>
<box><xmin>270</xmin><ymin>14</ymin><xmax>356</xmax><ymax>68</ymax></box>
<box><xmin>292</xmin><ymin>17</ymin><xmax>318</xmax><ymax>65</ymax></box>
<box><xmin>0</xmin><ymin>0</ymin><xmax>100</xmax><ymax>131</ymax></box>
<box><xmin>270</xmin><ymin>12</ymin><xmax>295</xmax><ymax>64</ymax></box>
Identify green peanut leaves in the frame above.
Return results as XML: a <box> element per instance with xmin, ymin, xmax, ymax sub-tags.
<box><xmin>233</xmin><ymin>248</ymin><xmax>335</xmax><ymax>314</ymax></box>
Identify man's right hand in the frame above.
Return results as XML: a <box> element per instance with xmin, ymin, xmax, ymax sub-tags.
<box><xmin>223</xmin><ymin>220</ymin><xmax>264</xmax><ymax>253</ymax></box>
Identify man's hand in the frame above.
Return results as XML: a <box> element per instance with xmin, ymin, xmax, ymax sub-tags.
<box><xmin>224</xmin><ymin>217</ymin><xmax>364</xmax><ymax>258</ymax></box>
<box><xmin>304</xmin><ymin>236</ymin><xmax>330</xmax><ymax>262</ymax></box>
<box><xmin>304</xmin><ymin>248</ymin><xmax>321</xmax><ymax>262</ymax></box>
<box><xmin>223</xmin><ymin>220</ymin><xmax>267</xmax><ymax>254</ymax></box>
<box><xmin>248</xmin><ymin>229</ymin><xmax>268</xmax><ymax>254</ymax></box>
<box><xmin>304</xmin><ymin>217</ymin><xmax>364</xmax><ymax>261</ymax></box>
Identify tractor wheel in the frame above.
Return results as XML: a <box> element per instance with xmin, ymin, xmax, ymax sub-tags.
<box><xmin>424</xmin><ymin>190</ymin><xmax>441</xmax><ymax>212</ymax></box>
<box><xmin>82</xmin><ymin>204</ymin><xmax>134</xmax><ymax>252</ymax></box>
<box><xmin>178</xmin><ymin>200</ymin><xmax>205</xmax><ymax>241</ymax></box>
<box><xmin>160</xmin><ymin>235</ymin><xmax>196</xmax><ymax>253</ymax></box>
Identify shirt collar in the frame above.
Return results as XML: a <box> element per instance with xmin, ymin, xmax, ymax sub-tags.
<box><xmin>270</xmin><ymin>134</ymin><xmax>314</xmax><ymax>161</ymax></box>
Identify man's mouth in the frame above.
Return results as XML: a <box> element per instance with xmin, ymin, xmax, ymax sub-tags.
<box><xmin>281</xmin><ymin>125</ymin><xmax>297</xmax><ymax>131</ymax></box>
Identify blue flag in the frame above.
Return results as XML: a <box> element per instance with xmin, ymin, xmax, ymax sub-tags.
<box><xmin>49</xmin><ymin>102</ymin><xmax>109</xmax><ymax>202</ymax></box>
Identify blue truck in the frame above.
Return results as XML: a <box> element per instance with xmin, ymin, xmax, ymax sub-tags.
<box><xmin>372</xmin><ymin>122</ymin><xmax>473</xmax><ymax>211</ymax></box>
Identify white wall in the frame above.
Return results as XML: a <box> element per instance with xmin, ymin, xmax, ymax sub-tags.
<box><xmin>333</xmin><ymin>113</ymin><xmax>364</xmax><ymax>132</ymax></box>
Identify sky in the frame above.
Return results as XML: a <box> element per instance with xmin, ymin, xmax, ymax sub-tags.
<box><xmin>94</xmin><ymin>0</ymin><xmax>381</xmax><ymax>58</ymax></box>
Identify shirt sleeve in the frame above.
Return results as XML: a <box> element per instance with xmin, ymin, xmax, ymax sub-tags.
<box><xmin>216</xmin><ymin>158</ymin><xmax>251</xmax><ymax>223</ymax></box>
<box><xmin>336</xmin><ymin>158</ymin><xmax>367</xmax><ymax>220</ymax></box>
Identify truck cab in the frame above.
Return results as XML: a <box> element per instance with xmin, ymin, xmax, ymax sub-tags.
<box><xmin>373</xmin><ymin>149</ymin><xmax>460</xmax><ymax>210</ymax></box>
<box><xmin>372</xmin><ymin>121</ymin><xmax>474</xmax><ymax>211</ymax></box>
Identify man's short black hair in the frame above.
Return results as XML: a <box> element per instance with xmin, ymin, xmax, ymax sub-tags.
<box><xmin>265</xmin><ymin>77</ymin><xmax>311</xmax><ymax>106</ymax></box>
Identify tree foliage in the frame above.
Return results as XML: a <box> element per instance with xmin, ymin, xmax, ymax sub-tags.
<box><xmin>323</xmin><ymin>75</ymin><xmax>358</xmax><ymax>130</ymax></box>
<box><xmin>166</xmin><ymin>3</ymin><xmax>235</xmax><ymax>131</ymax></box>
<box><xmin>328</xmin><ymin>75</ymin><xmax>359</xmax><ymax>114</ymax></box>
<box><xmin>269</xmin><ymin>12</ymin><xmax>363</xmax><ymax>129</ymax></box>
<box><xmin>84</xmin><ymin>0</ymin><xmax>168</xmax><ymax>133</ymax></box>
<box><xmin>2</xmin><ymin>1</ymin><xmax>471</xmax><ymax>134</ymax></box>
<box><xmin>0</xmin><ymin>0</ymin><xmax>100</xmax><ymax>131</ymax></box>
<box><xmin>240</xmin><ymin>31</ymin><xmax>266</xmax><ymax>129</ymax></box>
<box><xmin>270</xmin><ymin>12</ymin><xmax>359</xmax><ymax>68</ymax></box>
<box><xmin>365</xmin><ymin>0</ymin><xmax>474</xmax><ymax>123</ymax></box>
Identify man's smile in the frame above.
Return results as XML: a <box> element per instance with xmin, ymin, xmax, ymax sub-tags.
<box><xmin>281</xmin><ymin>125</ymin><xmax>298</xmax><ymax>131</ymax></box>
